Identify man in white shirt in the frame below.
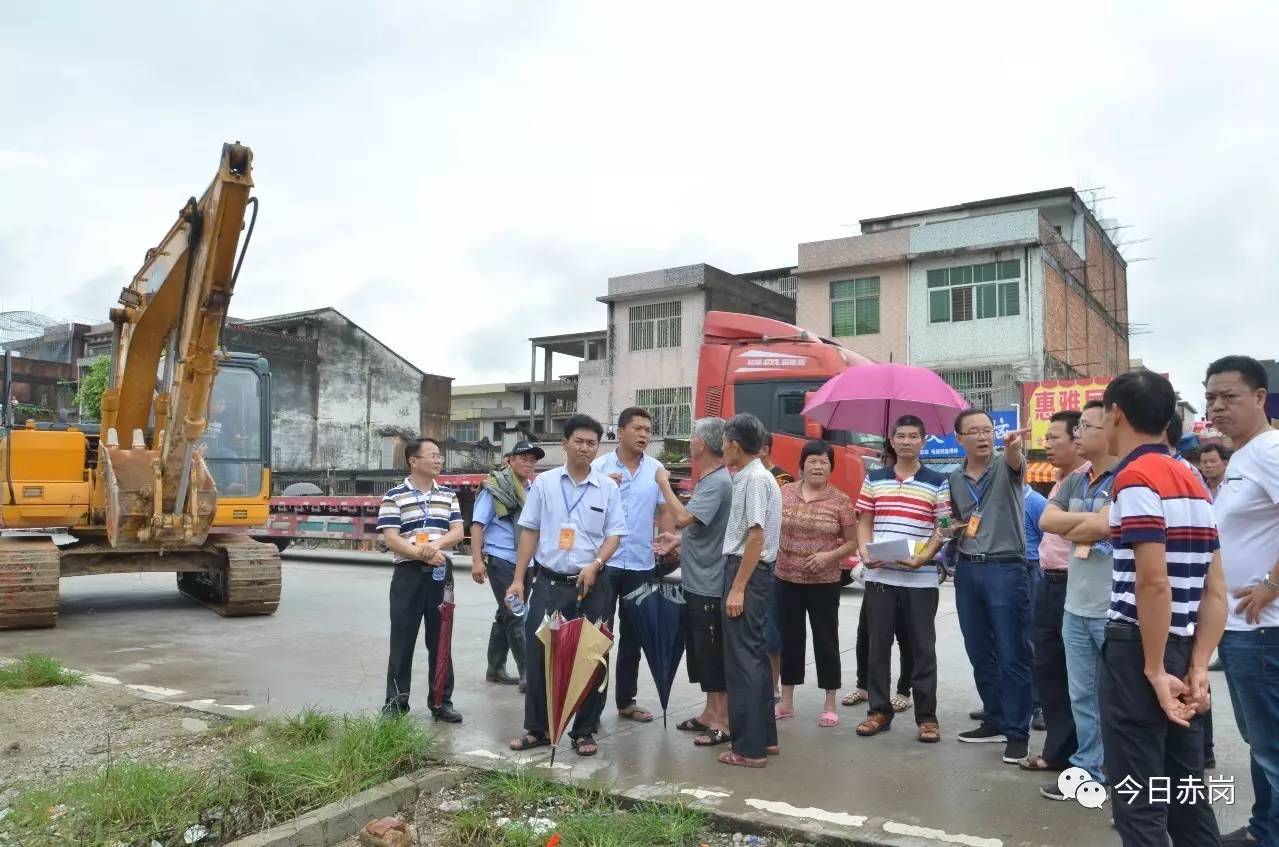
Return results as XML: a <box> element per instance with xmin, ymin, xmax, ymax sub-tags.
<box><xmin>1206</xmin><ymin>355</ymin><xmax>1279</xmax><ymax>847</ymax></box>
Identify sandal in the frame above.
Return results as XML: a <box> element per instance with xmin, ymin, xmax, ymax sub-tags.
<box><xmin>765</xmin><ymin>745</ymin><xmax>781</xmax><ymax>756</ymax></box>
<box><xmin>509</xmin><ymin>733</ymin><xmax>551</xmax><ymax>752</ymax></box>
<box><xmin>818</xmin><ymin>711</ymin><xmax>840</xmax><ymax>728</ymax></box>
<box><xmin>841</xmin><ymin>688</ymin><xmax>868</xmax><ymax>707</ymax></box>
<box><xmin>918</xmin><ymin>722</ymin><xmax>941</xmax><ymax>743</ymax></box>
<box><xmin>891</xmin><ymin>694</ymin><xmax>911</xmax><ymax>713</ymax></box>
<box><xmin>571</xmin><ymin>734</ymin><xmax>598</xmax><ymax>757</ymax></box>
<box><xmin>856</xmin><ymin>714</ymin><xmax>891</xmax><ymax>737</ymax></box>
<box><xmin>1018</xmin><ymin>755</ymin><xmax>1064</xmax><ymax>772</ymax></box>
<box><xmin>694</xmin><ymin>729</ymin><xmax>731</xmax><ymax>747</ymax></box>
<box><xmin>774</xmin><ymin>705</ymin><xmax>795</xmax><ymax>720</ymax></box>
<box><xmin>677</xmin><ymin>717</ymin><xmax>709</xmax><ymax>732</ymax></box>
<box><xmin>719</xmin><ymin>750</ymin><xmax>767</xmax><ymax>768</ymax></box>
<box><xmin>618</xmin><ymin>705</ymin><xmax>654</xmax><ymax>723</ymax></box>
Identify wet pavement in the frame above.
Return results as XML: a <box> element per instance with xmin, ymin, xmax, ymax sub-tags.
<box><xmin>3</xmin><ymin>553</ymin><xmax>1253</xmax><ymax>846</ymax></box>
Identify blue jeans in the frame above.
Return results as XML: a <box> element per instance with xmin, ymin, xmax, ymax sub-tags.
<box><xmin>1219</xmin><ymin>628</ymin><xmax>1279</xmax><ymax>847</ymax></box>
<box><xmin>1062</xmin><ymin>611</ymin><xmax>1107</xmax><ymax>781</ymax></box>
<box><xmin>955</xmin><ymin>559</ymin><xmax>1033</xmax><ymax>741</ymax></box>
<box><xmin>1026</xmin><ymin>563</ymin><xmax>1042</xmax><ymax>710</ymax></box>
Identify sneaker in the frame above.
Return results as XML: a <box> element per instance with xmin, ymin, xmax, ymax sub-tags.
<box><xmin>957</xmin><ymin>723</ymin><xmax>1006</xmax><ymax>743</ymax></box>
<box><xmin>1003</xmin><ymin>738</ymin><xmax>1029</xmax><ymax>763</ymax></box>
<box><xmin>968</xmin><ymin>708</ymin><xmax>987</xmax><ymax>721</ymax></box>
<box><xmin>1040</xmin><ymin>781</ymin><xmax>1068</xmax><ymax>801</ymax></box>
<box><xmin>1031</xmin><ymin>707</ymin><xmax>1046</xmax><ymax>732</ymax></box>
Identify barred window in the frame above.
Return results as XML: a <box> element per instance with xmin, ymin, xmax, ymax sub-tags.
<box><xmin>927</xmin><ymin>260</ymin><xmax>1020</xmax><ymax>323</ymax></box>
<box><xmin>635</xmin><ymin>387</ymin><xmax>693</xmax><ymax>437</ymax></box>
<box><xmin>629</xmin><ymin>301</ymin><xmax>682</xmax><ymax>351</ymax></box>
<box><xmin>451</xmin><ymin>421</ymin><xmax>479</xmax><ymax>442</ymax></box>
<box><xmin>830</xmin><ymin>277</ymin><xmax>880</xmax><ymax>336</ymax></box>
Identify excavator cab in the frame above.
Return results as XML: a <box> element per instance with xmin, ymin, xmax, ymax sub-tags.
<box><xmin>204</xmin><ymin>354</ymin><xmax>271</xmax><ymax>527</ymax></box>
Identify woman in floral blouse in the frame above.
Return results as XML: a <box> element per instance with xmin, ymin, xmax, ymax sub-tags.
<box><xmin>774</xmin><ymin>439</ymin><xmax>859</xmax><ymax>727</ymax></box>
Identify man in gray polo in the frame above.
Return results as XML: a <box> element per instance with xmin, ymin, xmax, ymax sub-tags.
<box><xmin>948</xmin><ymin>409</ymin><xmax>1032</xmax><ymax>765</ymax></box>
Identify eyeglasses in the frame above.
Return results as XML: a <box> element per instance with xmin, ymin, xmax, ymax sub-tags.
<box><xmin>1077</xmin><ymin>423</ymin><xmax>1104</xmax><ymax>432</ymax></box>
<box><xmin>961</xmin><ymin>428</ymin><xmax>995</xmax><ymax>437</ymax></box>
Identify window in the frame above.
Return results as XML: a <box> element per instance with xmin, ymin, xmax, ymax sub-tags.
<box><xmin>635</xmin><ymin>387</ymin><xmax>692</xmax><ymax>437</ymax></box>
<box><xmin>451</xmin><ymin>421</ymin><xmax>479</xmax><ymax>442</ymax></box>
<box><xmin>927</xmin><ymin>260</ymin><xmax>1020</xmax><ymax>324</ymax></box>
<box><xmin>830</xmin><ymin>277</ymin><xmax>880</xmax><ymax>336</ymax></box>
<box><xmin>759</xmin><ymin>276</ymin><xmax>798</xmax><ymax>299</ymax></box>
<box><xmin>629</xmin><ymin>301</ymin><xmax>682</xmax><ymax>351</ymax></box>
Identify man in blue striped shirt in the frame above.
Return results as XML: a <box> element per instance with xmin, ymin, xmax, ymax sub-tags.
<box><xmin>378</xmin><ymin>437</ymin><xmax>465</xmax><ymax>723</ymax></box>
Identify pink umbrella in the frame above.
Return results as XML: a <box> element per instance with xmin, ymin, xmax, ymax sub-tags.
<box><xmin>802</xmin><ymin>362</ymin><xmax>970</xmax><ymax>438</ymax></box>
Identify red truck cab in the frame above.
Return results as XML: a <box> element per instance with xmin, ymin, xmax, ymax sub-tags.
<box><xmin>696</xmin><ymin>311</ymin><xmax>881</xmax><ymax>499</ymax></box>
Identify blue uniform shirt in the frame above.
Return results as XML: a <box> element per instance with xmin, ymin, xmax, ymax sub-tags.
<box><xmin>591</xmin><ymin>451</ymin><xmax>666</xmax><ymax>572</ymax></box>
<box><xmin>471</xmin><ymin>488</ymin><xmax>517</xmax><ymax>562</ymax></box>
<box><xmin>1023</xmin><ymin>485</ymin><xmax>1047</xmax><ymax>563</ymax></box>
<box><xmin>517</xmin><ymin>466</ymin><xmax>628</xmax><ymax>574</ymax></box>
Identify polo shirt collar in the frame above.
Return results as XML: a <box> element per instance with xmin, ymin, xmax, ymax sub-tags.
<box><xmin>1113</xmin><ymin>442</ymin><xmax>1168</xmax><ymax>478</ymax></box>
<box><xmin>403</xmin><ymin>476</ymin><xmax>442</xmax><ymax>494</ymax></box>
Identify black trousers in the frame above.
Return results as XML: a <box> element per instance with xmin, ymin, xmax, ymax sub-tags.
<box><xmin>522</xmin><ymin>571</ymin><xmax>616</xmax><ymax>739</ymax></box>
<box><xmin>385</xmin><ymin>562</ymin><xmax>453</xmax><ymax>711</ymax></box>
<box><xmin>856</xmin><ymin>597</ymin><xmax>913</xmax><ymax>697</ymax></box>
<box><xmin>485</xmin><ymin>555</ymin><xmax>529</xmax><ymax>677</ymax></box>
<box><xmin>865</xmin><ymin>582</ymin><xmax>939</xmax><ymax>724</ymax></box>
<box><xmin>1033</xmin><ymin>572</ymin><xmax>1078</xmax><ymax>765</ymax></box>
<box><xmin>603</xmin><ymin>566</ymin><xmax>656</xmax><ymax>710</ymax></box>
<box><xmin>1100</xmin><ymin>629</ymin><xmax>1220</xmax><ymax>847</ymax></box>
<box><xmin>723</xmin><ymin>556</ymin><xmax>778</xmax><ymax>759</ymax></box>
<box><xmin>684</xmin><ymin>591</ymin><xmax>727</xmax><ymax>693</ymax></box>
<box><xmin>776</xmin><ymin>578</ymin><xmax>841</xmax><ymax>691</ymax></box>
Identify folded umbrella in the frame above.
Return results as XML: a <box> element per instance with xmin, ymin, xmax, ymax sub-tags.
<box><xmin>431</xmin><ymin>582</ymin><xmax>456</xmax><ymax>710</ymax></box>
<box><xmin>537</xmin><ymin>612</ymin><xmax>614</xmax><ymax>765</ymax></box>
<box><xmin>622</xmin><ymin>581</ymin><xmax>686</xmax><ymax>728</ymax></box>
<box><xmin>802</xmin><ymin>362</ymin><xmax>969</xmax><ymax>439</ymax></box>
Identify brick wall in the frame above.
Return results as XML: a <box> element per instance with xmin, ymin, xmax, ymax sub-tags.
<box><xmin>1038</xmin><ymin>215</ymin><xmax>1128</xmax><ymax>378</ymax></box>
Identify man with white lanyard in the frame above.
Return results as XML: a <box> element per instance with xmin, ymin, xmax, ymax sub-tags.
<box><xmin>506</xmin><ymin>414</ymin><xmax>627</xmax><ymax>758</ymax></box>
<box><xmin>947</xmin><ymin>409</ymin><xmax>1033</xmax><ymax>766</ymax></box>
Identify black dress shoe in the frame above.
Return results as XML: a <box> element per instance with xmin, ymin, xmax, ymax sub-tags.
<box><xmin>486</xmin><ymin>668</ymin><xmax>520</xmax><ymax>685</ymax></box>
<box><xmin>518</xmin><ymin>679</ymin><xmax>527</xmax><ymax>693</ymax></box>
<box><xmin>969</xmin><ymin>709</ymin><xmax>987</xmax><ymax>721</ymax></box>
<box><xmin>1221</xmin><ymin>825</ymin><xmax>1257</xmax><ymax>846</ymax></box>
<box><xmin>432</xmin><ymin>704</ymin><xmax>463</xmax><ymax>723</ymax></box>
<box><xmin>381</xmin><ymin>702</ymin><xmax>408</xmax><ymax>720</ymax></box>
<box><xmin>1032</xmin><ymin>707</ymin><xmax>1047</xmax><ymax>732</ymax></box>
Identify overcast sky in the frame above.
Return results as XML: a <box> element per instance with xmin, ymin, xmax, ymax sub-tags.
<box><xmin>3</xmin><ymin>2</ymin><xmax>1276</xmax><ymax>409</ymax></box>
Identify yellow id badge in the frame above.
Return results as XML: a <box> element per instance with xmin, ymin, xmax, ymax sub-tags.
<box><xmin>1073</xmin><ymin>543</ymin><xmax>1092</xmax><ymax>559</ymax></box>
<box><xmin>558</xmin><ymin>525</ymin><xmax>576</xmax><ymax>551</ymax></box>
<box><xmin>965</xmin><ymin>514</ymin><xmax>982</xmax><ymax>538</ymax></box>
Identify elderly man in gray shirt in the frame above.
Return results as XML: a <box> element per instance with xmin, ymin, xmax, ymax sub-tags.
<box><xmin>655</xmin><ymin>417</ymin><xmax>733</xmax><ymax>748</ymax></box>
<box><xmin>948</xmin><ymin>409</ymin><xmax>1033</xmax><ymax>765</ymax></box>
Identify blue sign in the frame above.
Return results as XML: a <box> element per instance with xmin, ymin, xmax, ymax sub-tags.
<box><xmin>920</xmin><ymin>409</ymin><xmax>1020</xmax><ymax>460</ymax></box>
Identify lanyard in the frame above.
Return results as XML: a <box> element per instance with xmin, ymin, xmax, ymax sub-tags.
<box><xmin>965</xmin><ymin>474</ymin><xmax>989</xmax><ymax>509</ymax></box>
<box><xmin>561</xmin><ymin>475</ymin><xmax>590</xmax><ymax>519</ymax></box>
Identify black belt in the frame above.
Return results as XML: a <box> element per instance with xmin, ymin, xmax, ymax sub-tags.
<box><xmin>1042</xmin><ymin>570</ymin><xmax>1069</xmax><ymax>582</ymax></box>
<box><xmin>1106</xmin><ymin>621</ymin><xmax>1194</xmax><ymax>645</ymax></box>
<box><xmin>534</xmin><ymin>567</ymin><xmax>580</xmax><ymax>585</ymax></box>
<box><xmin>956</xmin><ymin>553</ymin><xmax>1023</xmax><ymax>564</ymax></box>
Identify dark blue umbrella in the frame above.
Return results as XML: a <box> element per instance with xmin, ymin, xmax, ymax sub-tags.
<box><xmin>621</xmin><ymin>580</ymin><xmax>686</xmax><ymax>728</ymax></box>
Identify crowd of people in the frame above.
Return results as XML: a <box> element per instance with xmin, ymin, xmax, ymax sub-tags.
<box><xmin>373</xmin><ymin>354</ymin><xmax>1279</xmax><ymax>847</ymax></box>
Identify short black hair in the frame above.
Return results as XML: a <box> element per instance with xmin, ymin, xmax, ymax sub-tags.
<box><xmin>404</xmin><ymin>437</ymin><xmax>441</xmax><ymax>465</ymax></box>
<box><xmin>1102</xmin><ymin>369</ymin><xmax>1176</xmax><ymax>437</ymax></box>
<box><xmin>763</xmin><ymin>432</ymin><xmax>774</xmax><ymax>450</ymax></box>
<box><xmin>892</xmin><ymin>414</ymin><xmax>927</xmax><ymax>439</ymax></box>
<box><xmin>954</xmin><ymin>408</ymin><xmax>992</xmax><ymax>434</ymax></box>
<box><xmin>618</xmin><ymin>407</ymin><xmax>652</xmax><ymax>429</ymax></box>
<box><xmin>800</xmin><ymin>439</ymin><xmax>836</xmax><ymax>471</ymax></box>
<box><xmin>1200</xmin><ymin>443</ymin><xmax>1232</xmax><ymax>461</ymax></box>
<box><xmin>1050</xmin><ymin>408</ymin><xmax>1082</xmax><ymax>429</ymax></box>
<box><xmin>562</xmin><ymin>414</ymin><xmax>603</xmax><ymax>441</ymax></box>
<box><xmin>724</xmin><ymin>413</ymin><xmax>767</xmax><ymax>455</ymax></box>
<box><xmin>1206</xmin><ymin>355</ymin><xmax>1269</xmax><ymax>393</ymax></box>
<box><xmin>1083</xmin><ymin>399</ymin><xmax>1104</xmax><ymax>413</ymax></box>
<box><xmin>1166</xmin><ymin>413</ymin><xmax>1184</xmax><ymax>447</ymax></box>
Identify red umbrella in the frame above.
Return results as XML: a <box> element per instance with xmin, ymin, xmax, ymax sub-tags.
<box><xmin>537</xmin><ymin>612</ymin><xmax>614</xmax><ymax>765</ymax></box>
<box><xmin>431</xmin><ymin>583</ymin><xmax>455</xmax><ymax>710</ymax></box>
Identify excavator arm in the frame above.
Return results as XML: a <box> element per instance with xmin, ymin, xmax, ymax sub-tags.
<box><xmin>97</xmin><ymin>142</ymin><xmax>255</xmax><ymax>547</ymax></box>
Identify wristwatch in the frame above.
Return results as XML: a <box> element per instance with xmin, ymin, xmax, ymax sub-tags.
<box><xmin>590</xmin><ymin>558</ymin><xmax>604</xmax><ymax>569</ymax></box>
<box><xmin>1263</xmin><ymin>574</ymin><xmax>1279</xmax><ymax>593</ymax></box>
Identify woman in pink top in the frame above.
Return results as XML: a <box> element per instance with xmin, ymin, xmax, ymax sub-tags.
<box><xmin>774</xmin><ymin>440</ymin><xmax>859</xmax><ymax>727</ymax></box>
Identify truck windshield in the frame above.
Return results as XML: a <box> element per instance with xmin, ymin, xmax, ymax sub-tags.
<box><xmin>202</xmin><ymin>366</ymin><xmax>263</xmax><ymax>496</ymax></box>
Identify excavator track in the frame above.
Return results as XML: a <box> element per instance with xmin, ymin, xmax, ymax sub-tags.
<box><xmin>177</xmin><ymin>534</ymin><xmax>281</xmax><ymax>617</ymax></box>
<box><xmin>0</xmin><ymin>537</ymin><xmax>61</xmax><ymax>630</ymax></box>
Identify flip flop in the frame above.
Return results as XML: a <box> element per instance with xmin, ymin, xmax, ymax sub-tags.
<box><xmin>509</xmin><ymin>733</ymin><xmax>551</xmax><ymax>752</ymax></box>
<box><xmin>694</xmin><ymin>729</ymin><xmax>731</xmax><ymax>747</ymax></box>
<box><xmin>719</xmin><ymin>750</ymin><xmax>767</xmax><ymax>768</ymax></box>
<box><xmin>774</xmin><ymin>706</ymin><xmax>795</xmax><ymax>720</ymax></box>
<box><xmin>676</xmin><ymin>717</ymin><xmax>710</xmax><ymax>732</ymax></box>
<box><xmin>1018</xmin><ymin>755</ymin><xmax>1064</xmax><ymax>772</ymax></box>
<box><xmin>818</xmin><ymin>711</ymin><xmax>840</xmax><ymax>728</ymax></box>
<box><xmin>618</xmin><ymin>706</ymin><xmax>655</xmax><ymax>723</ymax></box>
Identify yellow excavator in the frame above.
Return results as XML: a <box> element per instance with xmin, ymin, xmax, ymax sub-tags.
<box><xmin>0</xmin><ymin>142</ymin><xmax>282</xmax><ymax>629</ymax></box>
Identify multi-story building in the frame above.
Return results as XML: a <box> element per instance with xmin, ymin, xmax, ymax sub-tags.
<box><xmin>793</xmin><ymin>188</ymin><xmax>1130</xmax><ymax>411</ymax></box>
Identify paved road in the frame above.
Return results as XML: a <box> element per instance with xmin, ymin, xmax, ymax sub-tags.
<box><xmin>3</xmin><ymin>553</ymin><xmax>1253</xmax><ymax>846</ymax></box>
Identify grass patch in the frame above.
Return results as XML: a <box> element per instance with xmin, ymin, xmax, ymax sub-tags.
<box><xmin>0</xmin><ymin>653</ymin><xmax>82</xmax><ymax>689</ymax></box>
<box><xmin>0</xmin><ymin>712</ymin><xmax>433</xmax><ymax>847</ymax></box>
<box><xmin>452</xmin><ymin>770</ymin><xmax>707</xmax><ymax>847</ymax></box>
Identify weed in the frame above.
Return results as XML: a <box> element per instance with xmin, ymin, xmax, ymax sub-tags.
<box><xmin>0</xmin><ymin>653</ymin><xmax>82</xmax><ymax>690</ymax></box>
<box><xmin>221</xmin><ymin>715</ymin><xmax>259</xmax><ymax>737</ymax></box>
<box><xmin>480</xmin><ymin>768</ymin><xmax>572</xmax><ymax>808</ymax></box>
<box><xmin>266</xmin><ymin>705</ymin><xmax>336</xmax><ymax>745</ymax></box>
